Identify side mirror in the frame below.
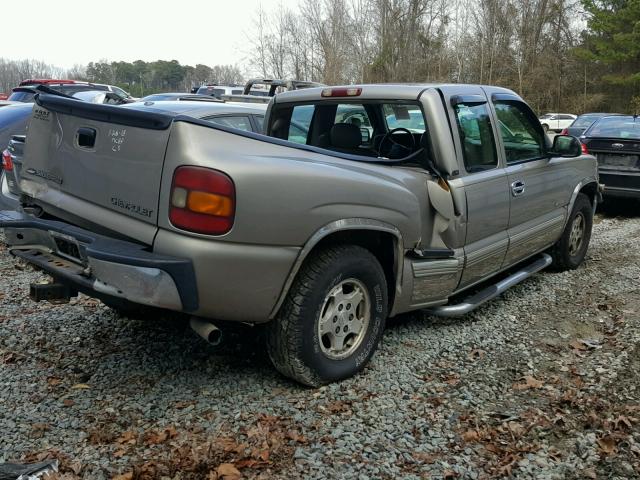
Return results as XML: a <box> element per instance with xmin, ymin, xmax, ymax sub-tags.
<box><xmin>551</xmin><ymin>135</ymin><xmax>582</xmax><ymax>157</ymax></box>
<box><xmin>360</xmin><ymin>127</ymin><xmax>371</xmax><ymax>143</ymax></box>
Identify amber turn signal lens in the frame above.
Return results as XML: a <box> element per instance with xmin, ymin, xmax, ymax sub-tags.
<box><xmin>187</xmin><ymin>191</ymin><xmax>233</xmax><ymax>216</ymax></box>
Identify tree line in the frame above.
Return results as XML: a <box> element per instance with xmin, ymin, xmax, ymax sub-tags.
<box><xmin>0</xmin><ymin>59</ymin><xmax>243</xmax><ymax>98</ymax></box>
<box><xmin>1</xmin><ymin>0</ymin><xmax>637</xmax><ymax>114</ymax></box>
<box><xmin>251</xmin><ymin>0</ymin><xmax>639</xmax><ymax>114</ymax></box>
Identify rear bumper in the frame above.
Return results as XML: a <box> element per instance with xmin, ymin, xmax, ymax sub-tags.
<box><xmin>599</xmin><ymin>169</ymin><xmax>640</xmax><ymax>198</ymax></box>
<box><xmin>0</xmin><ymin>210</ymin><xmax>197</xmax><ymax>311</ymax></box>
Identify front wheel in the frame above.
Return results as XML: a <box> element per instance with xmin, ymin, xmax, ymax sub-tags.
<box><xmin>266</xmin><ymin>245</ymin><xmax>388</xmax><ymax>386</ymax></box>
<box><xmin>549</xmin><ymin>193</ymin><xmax>593</xmax><ymax>270</ymax></box>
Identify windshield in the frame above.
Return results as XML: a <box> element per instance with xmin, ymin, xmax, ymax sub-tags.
<box><xmin>384</xmin><ymin>105</ymin><xmax>425</xmax><ymax>133</ymax></box>
<box><xmin>8</xmin><ymin>91</ymin><xmax>35</xmax><ymax>103</ymax></box>
<box><xmin>586</xmin><ymin>116</ymin><xmax>640</xmax><ymax>139</ymax></box>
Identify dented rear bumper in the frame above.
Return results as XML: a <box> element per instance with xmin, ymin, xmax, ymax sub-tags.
<box><xmin>0</xmin><ymin>210</ymin><xmax>197</xmax><ymax>311</ymax></box>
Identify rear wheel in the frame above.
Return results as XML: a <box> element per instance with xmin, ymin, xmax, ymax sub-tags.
<box><xmin>549</xmin><ymin>193</ymin><xmax>593</xmax><ymax>270</ymax></box>
<box><xmin>542</xmin><ymin>123</ymin><xmax>549</xmax><ymax>133</ymax></box>
<box><xmin>266</xmin><ymin>245</ymin><xmax>388</xmax><ymax>386</ymax></box>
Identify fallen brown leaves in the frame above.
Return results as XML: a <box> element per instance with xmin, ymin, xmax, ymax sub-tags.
<box><xmin>144</xmin><ymin>426</ymin><xmax>178</xmax><ymax>445</ymax></box>
<box><xmin>456</xmin><ymin>408</ymin><xmax>551</xmax><ymax>476</ymax></box>
<box><xmin>513</xmin><ymin>375</ymin><xmax>544</xmax><ymax>390</ymax></box>
<box><xmin>597</xmin><ymin>435</ymin><xmax>618</xmax><ymax>455</ymax></box>
<box><xmin>102</xmin><ymin>414</ymin><xmax>306</xmax><ymax>479</ymax></box>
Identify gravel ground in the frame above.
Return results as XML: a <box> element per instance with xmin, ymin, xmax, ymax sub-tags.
<box><xmin>1</xmin><ymin>202</ymin><xmax>639</xmax><ymax>480</ymax></box>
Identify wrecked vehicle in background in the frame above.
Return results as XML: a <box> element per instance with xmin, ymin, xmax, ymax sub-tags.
<box><xmin>0</xmin><ymin>84</ymin><xmax>600</xmax><ymax>386</ymax></box>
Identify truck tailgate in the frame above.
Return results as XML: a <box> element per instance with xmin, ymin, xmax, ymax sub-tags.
<box><xmin>20</xmin><ymin>94</ymin><xmax>173</xmax><ymax>243</ymax></box>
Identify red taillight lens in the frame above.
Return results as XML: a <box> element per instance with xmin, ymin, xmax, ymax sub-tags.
<box><xmin>560</xmin><ymin>128</ymin><xmax>568</xmax><ymax>135</ymax></box>
<box><xmin>2</xmin><ymin>150</ymin><xmax>13</xmax><ymax>171</ymax></box>
<box><xmin>581</xmin><ymin>143</ymin><xmax>589</xmax><ymax>155</ymax></box>
<box><xmin>169</xmin><ymin>166</ymin><xmax>235</xmax><ymax>235</ymax></box>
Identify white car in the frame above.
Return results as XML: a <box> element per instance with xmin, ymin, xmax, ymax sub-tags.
<box><xmin>539</xmin><ymin>113</ymin><xmax>577</xmax><ymax>133</ymax></box>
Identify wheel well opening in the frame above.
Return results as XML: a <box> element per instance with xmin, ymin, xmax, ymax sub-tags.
<box><xmin>313</xmin><ymin>229</ymin><xmax>398</xmax><ymax>306</ymax></box>
<box><xmin>580</xmin><ymin>182</ymin><xmax>598</xmax><ymax>206</ymax></box>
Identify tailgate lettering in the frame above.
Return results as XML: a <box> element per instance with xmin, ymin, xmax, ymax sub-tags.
<box><xmin>110</xmin><ymin>197</ymin><xmax>154</xmax><ymax>218</ymax></box>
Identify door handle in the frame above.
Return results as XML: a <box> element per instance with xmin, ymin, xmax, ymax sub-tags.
<box><xmin>511</xmin><ymin>180</ymin><xmax>526</xmax><ymax>196</ymax></box>
<box><xmin>76</xmin><ymin>127</ymin><xmax>96</xmax><ymax>148</ymax></box>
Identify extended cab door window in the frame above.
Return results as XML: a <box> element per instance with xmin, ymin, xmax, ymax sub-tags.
<box><xmin>494</xmin><ymin>102</ymin><xmax>545</xmax><ymax>163</ymax></box>
<box><xmin>453</xmin><ymin>103</ymin><xmax>498</xmax><ymax>172</ymax></box>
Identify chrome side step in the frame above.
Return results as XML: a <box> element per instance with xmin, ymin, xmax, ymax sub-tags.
<box><xmin>425</xmin><ymin>253</ymin><xmax>552</xmax><ymax>317</ymax></box>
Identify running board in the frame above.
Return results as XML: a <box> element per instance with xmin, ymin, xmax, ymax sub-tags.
<box><xmin>425</xmin><ymin>253</ymin><xmax>553</xmax><ymax>317</ymax></box>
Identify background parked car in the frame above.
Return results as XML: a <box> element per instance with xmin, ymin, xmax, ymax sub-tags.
<box><xmin>561</xmin><ymin>113</ymin><xmax>621</xmax><ymax>137</ymax></box>
<box><xmin>581</xmin><ymin>115</ymin><xmax>640</xmax><ymax>199</ymax></box>
<box><xmin>8</xmin><ymin>80</ymin><xmax>135</xmax><ymax>103</ymax></box>
<box><xmin>71</xmin><ymin>90</ymin><xmax>130</xmax><ymax>105</ymax></box>
<box><xmin>122</xmin><ymin>99</ymin><xmax>267</xmax><ymax>131</ymax></box>
<box><xmin>7</xmin><ymin>83</ymin><xmax>109</xmax><ymax>103</ymax></box>
<box><xmin>139</xmin><ymin>93</ymin><xmax>221</xmax><ymax>102</ymax></box>
<box><xmin>196</xmin><ymin>85</ymin><xmax>244</xmax><ymax>99</ymax></box>
<box><xmin>539</xmin><ymin>113</ymin><xmax>577</xmax><ymax>133</ymax></box>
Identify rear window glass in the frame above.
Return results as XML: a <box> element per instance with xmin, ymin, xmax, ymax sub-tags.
<box><xmin>253</xmin><ymin>115</ymin><xmax>264</xmax><ymax>133</ymax></box>
<box><xmin>269</xmin><ymin>101</ymin><xmax>428</xmax><ymax>160</ymax></box>
<box><xmin>287</xmin><ymin>105</ymin><xmax>314</xmax><ymax>144</ymax></box>
<box><xmin>587</xmin><ymin>117</ymin><xmax>640</xmax><ymax>139</ymax></box>
<box><xmin>573</xmin><ymin>116</ymin><xmax>600</xmax><ymax>128</ymax></box>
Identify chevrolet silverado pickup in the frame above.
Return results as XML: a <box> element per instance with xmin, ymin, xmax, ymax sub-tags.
<box><xmin>0</xmin><ymin>84</ymin><xmax>600</xmax><ymax>386</ymax></box>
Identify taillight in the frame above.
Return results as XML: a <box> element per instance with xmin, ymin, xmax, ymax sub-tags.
<box><xmin>169</xmin><ymin>166</ymin><xmax>235</xmax><ymax>235</ymax></box>
<box><xmin>321</xmin><ymin>87</ymin><xmax>362</xmax><ymax>97</ymax></box>
<box><xmin>1</xmin><ymin>150</ymin><xmax>13</xmax><ymax>171</ymax></box>
<box><xmin>560</xmin><ymin>128</ymin><xmax>568</xmax><ymax>135</ymax></box>
<box><xmin>581</xmin><ymin>143</ymin><xmax>589</xmax><ymax>155</ymax></box>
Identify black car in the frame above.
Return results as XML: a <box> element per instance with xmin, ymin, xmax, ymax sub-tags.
<box><xmin>563</xmin><ymin>113</ymin><xmax>621</xmax><ymax>137</ymax></box>
<box><xmin>581</xmin><ymin>116</ymin><xmax>640</xmax><ymax>199</ymax></box>
<box><xmin>7</xmin><ymin>83</ymin><xmax>110</xmax><ymax>103</ymax></box>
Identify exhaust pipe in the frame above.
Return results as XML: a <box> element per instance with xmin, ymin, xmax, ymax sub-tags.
<box><xmin>190</xmin><ymin>317</ymin><xmax>223</xmax><ymax>346</ymax></box>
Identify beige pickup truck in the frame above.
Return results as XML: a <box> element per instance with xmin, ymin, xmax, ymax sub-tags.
<box><xmin>0</xmin><ymin>84</ymin><xmax>599</xmax><ymax>386</ymax></box>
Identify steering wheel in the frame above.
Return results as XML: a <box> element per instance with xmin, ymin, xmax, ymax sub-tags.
<box><xmin>377</xmin><ymin>127</ymin><xmax>416</xmax><ymax>158</ymax></box>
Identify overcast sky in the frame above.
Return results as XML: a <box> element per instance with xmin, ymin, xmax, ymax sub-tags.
<box><xmin>5</xmin><ymin>0</ymin><xmax>301</xmax><ymax>71</ymax></box>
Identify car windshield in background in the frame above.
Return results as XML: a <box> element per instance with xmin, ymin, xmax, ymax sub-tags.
<box><xmin>7</xmin><ymin>91</ymin><xmax>35</xmax><ymax>102</ymax></box>
<box><xmin>141</xmin><ymin>94</ymin><xmax>180</xmax><ymax>101</ymax></box>
<box><xmin>586</xmin><ymin>116</ymin><xmax>640</xmax><ymax>139</ymax></box>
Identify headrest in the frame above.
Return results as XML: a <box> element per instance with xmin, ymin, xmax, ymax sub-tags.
<box><xmin>330</xmin><ymin>123</ymin><xmax>362</xmax><ymax>149</ymax></box>
<box><xmin>271</xmin><ymin>118</ymin><xmax>288</xmax><ymax>138</ymax></box>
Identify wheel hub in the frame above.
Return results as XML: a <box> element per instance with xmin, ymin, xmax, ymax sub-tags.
<box><xmin>317</xmin><ymin>278</ymin><xmax>371</xmax><ymax>360</ymax></box>
<box><xmin>568</xmin><ymin>212</ymin><xmax>585</xmax><ymax>256</ymax></box>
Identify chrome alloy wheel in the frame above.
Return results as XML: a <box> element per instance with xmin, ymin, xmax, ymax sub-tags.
<box><xmin>568</xmin><ymin>212</ymin><xmax>585</xmax><ymax>256</ymax></box>
<box><xmin>317</xmin><ymin>278</ymin><xmax>371</xmax><ymax>360</ymax></box>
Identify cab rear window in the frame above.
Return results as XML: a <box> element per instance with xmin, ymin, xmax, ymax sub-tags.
<box><xmin>268</xmin><ymin>100</ymin><xmax>428</xmax><ymax>160</ymax></box>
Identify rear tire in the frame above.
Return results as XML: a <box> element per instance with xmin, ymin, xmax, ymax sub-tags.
<box><xmin>542</xmin><ymin>123</ymin><xmax>549</xmax><ymax>133</ymax></box>
<box><xmin>266</xmin><ymin>245</ymin><xmax>388</xmax><ymax>387</ymax></box>
<box><xmin>549</xmin><ymin>193</ymin><xmax>593</xmax><ymax>271</ymax></box>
